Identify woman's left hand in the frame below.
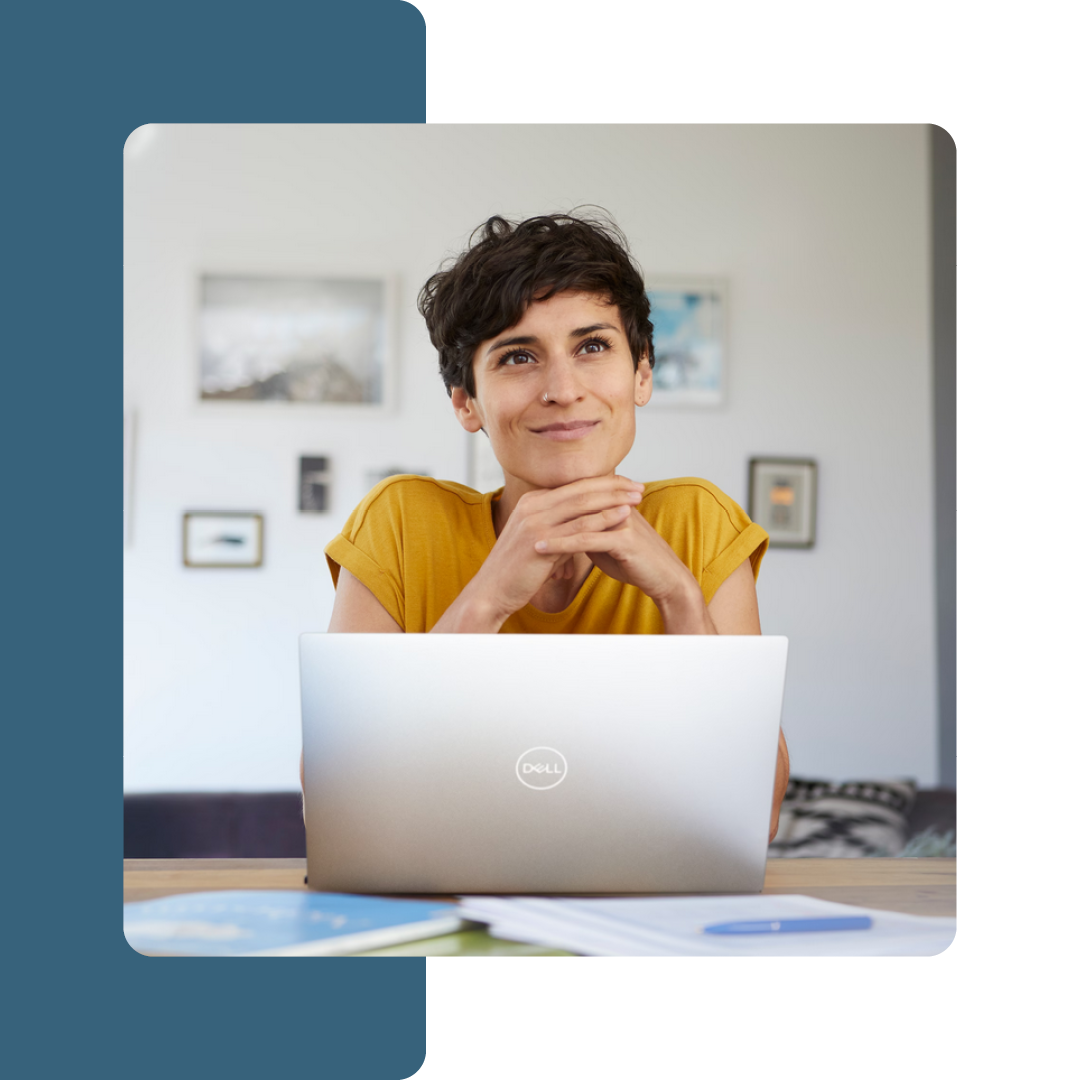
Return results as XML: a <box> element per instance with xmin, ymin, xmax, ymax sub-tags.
<box><xmin>535</xmin><ymin>507</ymin><xmax>696</xmax><ymax>607</ymax></box>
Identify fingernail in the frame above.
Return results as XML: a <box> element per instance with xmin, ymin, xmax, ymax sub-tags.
<box><xmin>535</xmin><ymin>540</ymin><xmax>548</xmax><ymax>552</ymax></box>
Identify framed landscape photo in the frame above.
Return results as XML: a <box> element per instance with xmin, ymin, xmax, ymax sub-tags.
<box><xmin>183</xmin><ymin>512</ymin><xmax>264</xmax><ymax>568</ymax></box>
<box><xmin>197</xmin><ymin>274</ymin><xmax>389</xmax><ymax>406</ymax></box>
<box><xmin>644</xmin><ymin>276</ymin><xmax>727</xmax><ymax>407</ymax></box>
<box><xmin>748</xmin><ymin>458</ymin><xmax>817</xmax><ymax>548</ymax></box>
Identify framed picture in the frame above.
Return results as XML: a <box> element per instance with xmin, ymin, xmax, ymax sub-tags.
<box><xmin>467</xmin><ymin>432</ymin><xmax>505</xmax><ymax>494</ymax></box>
<box><xmin>298</xmin><ymin>455</ymin><xmax>331</xmax><ymax>514</ymax></box>
<box><xmin>183</xmin><ymin>512</ymin><xmax>264</xmax><ymax>568</ymax></box>
<box><xmin>748</xmin><ymin>458</ymin><xmax>817</xmax><ymax>548</ymax></box>
<box><xmin>644</xmin><ymin>276</ymin><xmax>727</xmax><ymax>407</ymax></box>
<box><xmin>197</xmin><ymin>274</ymin><xmax>389</xmax><ymax>406</ymax></box>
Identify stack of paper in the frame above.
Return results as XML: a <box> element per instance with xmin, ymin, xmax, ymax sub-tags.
<box><xmin>456</xmin><ymin>894</ymin><xmax>955</xmax><ymax>956</ymax></box>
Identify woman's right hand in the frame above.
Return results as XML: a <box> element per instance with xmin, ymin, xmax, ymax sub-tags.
<box><xmin>435</xmin><ymin>475</ymin><xmax>644</xmax><ymax>631</ymax></box>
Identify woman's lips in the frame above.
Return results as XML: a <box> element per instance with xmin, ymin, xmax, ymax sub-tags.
<box><xmin>529</xmin><ymin>420</ymin><xmax>600</xmax><ymax>441</ymax></box>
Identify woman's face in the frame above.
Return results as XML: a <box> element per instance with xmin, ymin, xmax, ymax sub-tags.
<box><xmin>452</xmin><ymin>291</ymin><xmax>652</xmax><ymax>496</ymax></box>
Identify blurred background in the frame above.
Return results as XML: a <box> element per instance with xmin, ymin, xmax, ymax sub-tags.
<box><xmin>123</xmin><ymin>124</ymin><xmax>954</xmax><ymax>853</ymax></box>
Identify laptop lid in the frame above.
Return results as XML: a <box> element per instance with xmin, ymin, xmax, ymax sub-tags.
<box><xmin>300</xmin><ymin>633</ymin><xmax>788</xmax><ymax>894</ymax></box>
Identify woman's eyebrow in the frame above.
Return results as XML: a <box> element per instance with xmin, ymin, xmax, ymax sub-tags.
<box><xmin>569</xmin><ymin>322</ymin><xmax>619</xmax><ymax>338</ymax></box>
<box><xmin>486</xmin><ymin>334</ymin><xmax>537</xmax><ymax>355</ymax></box>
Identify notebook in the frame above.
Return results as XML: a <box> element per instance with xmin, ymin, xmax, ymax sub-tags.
<box><xmin>123</xmin><ymin>890</ymin><xmax>464</xmax><ymax>956</ymax></box>
<box><xmin>300</xmin><ymin>633</ymin><xmax>788</xmax><ymax>894</ymax></box>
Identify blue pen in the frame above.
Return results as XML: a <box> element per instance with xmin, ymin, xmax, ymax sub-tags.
<box><xmin>703</xmin><ymin>916</ymin><xmax>873</xmax><ymax>935</ymax></box>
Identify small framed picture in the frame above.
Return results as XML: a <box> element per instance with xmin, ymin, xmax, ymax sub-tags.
<box><xmin>748</xmin><ymin>458</ymin><xmax>817</xmax><ymax>548</ymax></box>
<box><xmin>298</xmin><ymin>455</ymin><xmax>331</xmax><ymax>514</ymax></box>
<box><xmin>183</xmin><ymin>512</ymin><xmax>264</xmax><ymax>568</ymax></box>
<box><xmin>645</xmin><ymin>276</ymin><xmax>727</xmax><ymax>407</ymax></box>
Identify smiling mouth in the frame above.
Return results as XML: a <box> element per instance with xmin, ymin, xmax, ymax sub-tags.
<box><xmin>529</xmin><ymin>420</ymin><xmax>600</xmax><ymax>441</ymax></box>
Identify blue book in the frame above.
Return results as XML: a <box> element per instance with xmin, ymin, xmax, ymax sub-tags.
<box><xmin>124</xmin><ymin>890</ymin><xmax>464</xmax><ymax>956</ymax></box>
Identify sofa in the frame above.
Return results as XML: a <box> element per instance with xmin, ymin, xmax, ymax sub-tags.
<box><xmin>124</xmin><ymin>784</ymin><xmax>956</xmax><ymax>859</ymax></box>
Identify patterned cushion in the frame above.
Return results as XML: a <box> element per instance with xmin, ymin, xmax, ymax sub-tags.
<box><xmin>768</xmin><ymin>777</ymin><xmax>917</xmax><ymax>858</ymax></box>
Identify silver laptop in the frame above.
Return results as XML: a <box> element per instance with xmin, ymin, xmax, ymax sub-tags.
<box><xmin>300</xmin><ymin>634</ymin><xmax>788</xmax><ymax>895</ymax></box>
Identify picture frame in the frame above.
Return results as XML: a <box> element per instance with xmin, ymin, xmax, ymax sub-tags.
<box><xmin>196</xmin><ymin>272</ymin><xmax>391</xmax><ymax>408</ymax></box>
<box><xmin>183</xmin><ymin>512</ymin><xmax>264</xmax><ymax>568</ymax></box>
<box><xmin>298</xmin><ymin>455</ymin><xmax>331</xmax><ymax>514</ymax></box>
<box><xmin>644</xmin><ymin>276</ymin><xmax>727</xmax><ymax>407</ymax></box>
<box><xmin>748</xmin><ymin>458</ymin><xmax>817</xmax><ymax>548</ymax></box>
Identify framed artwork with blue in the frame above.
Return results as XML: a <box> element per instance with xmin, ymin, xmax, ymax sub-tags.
<box><xmin>645</xmin><ymin>276</ymin><xmax>727</xmax><ymax>407</ymax></box>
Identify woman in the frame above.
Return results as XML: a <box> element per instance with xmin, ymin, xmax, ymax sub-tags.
<box><xmin>317</xmin><ymin>211</ymin><xmax>789</xmax><ymax>835</ymax></box>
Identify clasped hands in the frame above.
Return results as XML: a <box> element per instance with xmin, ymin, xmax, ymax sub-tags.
<box><xmin>480</xmin><ymin>475</ymin><xmax>701</xmax><ymax>625</ymax></box>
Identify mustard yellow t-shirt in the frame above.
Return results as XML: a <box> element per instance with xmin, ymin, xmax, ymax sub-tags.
<box><xmin>324</xmin><ymin>476</ymin><xmax>769</xmax><ymax>634</ymax></box>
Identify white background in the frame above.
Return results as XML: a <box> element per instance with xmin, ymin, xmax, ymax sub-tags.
<box><xmin>124</xmin><ymin>123</ymin><xmax>936</xmax><ymax>791</ymax></box>
<box><xmin>411</xmin><ymin>1</ymin><xmax>1075</xmax><ymax>1079</ymax></box>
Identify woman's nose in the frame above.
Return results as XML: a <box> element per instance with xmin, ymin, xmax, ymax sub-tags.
<box><xmin>540</xmin><ymin>358</ymin><xmax>584</xmax><ymax>404</ymax></box>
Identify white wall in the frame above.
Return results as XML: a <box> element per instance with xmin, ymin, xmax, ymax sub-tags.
<box><xmin>123</xmin><ymin>124</ymin><xmax>935</xmax><ymax>791</ymax></box>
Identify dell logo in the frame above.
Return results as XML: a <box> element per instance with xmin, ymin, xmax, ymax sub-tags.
<box><xmin>515</xmin><ymin>747</ymin><xmax>568</xmax><ymax>790</ymax></box>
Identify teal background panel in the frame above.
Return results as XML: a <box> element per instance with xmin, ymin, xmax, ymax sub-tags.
<box><xmin>4</xmin><ymin>3</ymin><xmax>428</xmax><ymax>1078</ymax></box>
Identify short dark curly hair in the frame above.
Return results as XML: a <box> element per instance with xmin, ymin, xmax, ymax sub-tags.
<box><xmin>418</xmin><ymin>210</ymin><xmax>655</xmax><ymax>398</ymax></box>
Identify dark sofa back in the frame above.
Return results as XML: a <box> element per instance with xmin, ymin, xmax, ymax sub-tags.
<box><xmin>124</xmin><ymin>793</ymin><xmax>306</xmax><ymax>858</ymax></box>
<box><xmin>124</xmin><ymin>789</ymin><xmax>955</xmax><ymax>860</ymax></box>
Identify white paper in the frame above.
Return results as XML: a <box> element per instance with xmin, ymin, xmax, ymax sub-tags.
<box><xmin>456</xmin><ymin>894</ymin><xmax>956</xmax><ymax>957</ymax></box>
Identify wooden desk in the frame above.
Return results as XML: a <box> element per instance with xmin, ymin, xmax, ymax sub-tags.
<box><xmin>124</xmin><ymin>858</ymin><xmax>955</xmax><ymax>956</ymax></box>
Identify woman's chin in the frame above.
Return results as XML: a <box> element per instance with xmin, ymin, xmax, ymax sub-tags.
<box><xmin>516</xmin><ymin>463</ymin><xmax>616</xmax><ymax>490</ymax></box>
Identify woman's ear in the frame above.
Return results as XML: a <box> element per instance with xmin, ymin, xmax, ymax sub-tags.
<box><xmin>634</xmin><ymin>358</ymin><xmax>653</xmax><ymax>407</ymax></box>
<box><xmin>451</xmin><ymin>386</ymin><xmax>486</xmax><ymax>433</ymax></box>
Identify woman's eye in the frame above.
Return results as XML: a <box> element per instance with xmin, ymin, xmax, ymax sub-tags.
<box><xmin>500</xmin><ymin>351</ymin><xmax>535</xmax><ymax>366</ymax></box>
<box><xmin>579</xmin><ymin>338</ymin><xmax>609</xmax><ymax>355</ymax></box>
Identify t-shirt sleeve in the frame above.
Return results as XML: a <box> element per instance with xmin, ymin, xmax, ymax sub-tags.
<box><xmin>694</xmin><ymin>482</ymin><xmax>770</xmax><ymax>604</ymax></box>
<box><xmin>323</xmin><ymin>479</ymin><xmax>407</xmax><ymax>629</ymax></box>
<box><xmin>640</xmin><ymin>478</ymin><xmax>769</xmax><ymax>607</ymax></box>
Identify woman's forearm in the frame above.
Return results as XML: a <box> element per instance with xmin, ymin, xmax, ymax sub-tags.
<box><xmin>769</xmin><ymin>730</ymin><xmax>790</xmax><ymax>842</ymax></box>
<box><xmin>656</xmin><ymin>579</ymin><xmax>718</xmax><ymax>635</ymax></box>
<box><xmin>429</xmin><ymin>576</ymin><xmax>509</xmax><ymax>633</ymax></box>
